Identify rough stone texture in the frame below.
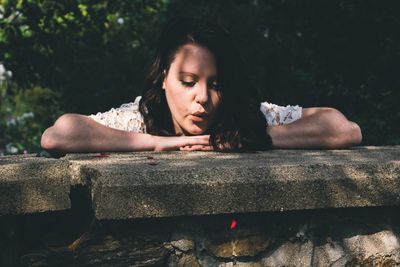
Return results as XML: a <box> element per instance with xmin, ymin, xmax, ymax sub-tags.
<box><xmin>168</xmin><ymin>253</ymin><xmax>201</xmax><ymax>267</ymax></box>
<box><xmin>170</xmin><ymin>232</ymin><xmax>195</xmax><ymax>252</ymax></box>
<box><xmin>312</xmin><ymin>241</ymin><xmax>346</xmax><ymax>266</ymax></box>
<box><xmin>1</xmin><ymin>146</ymin><xmax>400</xmax><ymax>219</ymax></box>
<box><xmin>262</xmin><ymin>240</ymin><xmax>314</xmax><ymax>266</ymax></box>
<box><xmin>2</xmin><ymin>147</ymin><xmax>400</xmax><ymax>266</ymax></box>
<box><xmin>10</xmin><ymin>207</ymin><xmax>400</xmax><ymax>266</ymax></box>
<box><xmin>66</xmin><ymin>146</ymin><xmax>400</xmax><ymax>219</ymax></box>
<box><xmin>345</xmin><ymin>254</ymin><xmax>400</xmax><ymax>266</ymax></box>
<box><xmin>343</xmin><ymin>230</ymin><xmax>400</xmax><ymax>256</ymax></box>
<box><xmin>0</xmin><ymin>155</ymin><xmax>71</xmax><ymax>215</ymax></box>
<box><xmin>202</xmin><ymin>229</ymin><xmax>271</xmax><ymax>258</ymax></box>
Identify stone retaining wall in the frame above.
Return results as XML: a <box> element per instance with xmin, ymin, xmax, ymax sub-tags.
<box><xmin>1</xmin><ymin>146</ymin><xmax>400</xmax><ymax>266</ymax></box>
<box><xmin>2</xmin><ymin>207</ymin><xmax>400</xmax><ymax>266</ymax></box>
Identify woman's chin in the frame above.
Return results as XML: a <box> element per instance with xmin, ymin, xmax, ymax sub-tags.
<box><xmin>184</xmin><ymin>124</ymin><xmax>208</xmax><ymax>135</ymax></box>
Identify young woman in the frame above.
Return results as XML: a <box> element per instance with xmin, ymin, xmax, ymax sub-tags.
<box><xmin>41</xmin><ymin>17</ymin><xmax>362</xmax><ymax>155</ymax></box>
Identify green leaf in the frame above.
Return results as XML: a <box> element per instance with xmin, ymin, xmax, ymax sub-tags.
<box><xmin>78</xmin><ymin>4</ymin><xmax>88</xmax><ymax>17</ymax></box>
<box><xmin>19</xmin><ymin>25</ymin><xmax>33</xmax><ymax>38</ymax></box>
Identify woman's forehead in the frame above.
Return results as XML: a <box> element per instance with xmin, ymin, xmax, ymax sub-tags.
<box><xmin>170</xmin><ymin>44</ymin><xmax>217</xmax><ymax>77</ymax></box>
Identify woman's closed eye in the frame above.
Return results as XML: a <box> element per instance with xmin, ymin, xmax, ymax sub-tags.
<box><xmin>181</xmin><ymin>80</ymin><xmax>196</xmax><ymax>88</ymax></box>
<box><xmin>180</xmin><ymin>80</ymin><xmax>218</xmax><ymax>90</ymax></box>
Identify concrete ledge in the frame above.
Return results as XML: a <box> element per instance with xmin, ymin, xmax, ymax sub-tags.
<box><xmin>0</xmin><ymin>156</ymin><xmax>71</xmax><ymax>215</ymax></box>
<box><xmin>1</xmin><ymin>146</ymin><xmax>399</xmax><ymax>219</ymax></box>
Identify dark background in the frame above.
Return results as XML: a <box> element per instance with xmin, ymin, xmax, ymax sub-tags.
<box><xmin>1</xmin><ymin>0</ymin><xmax>399</xmax><ymax>154</ymax></box>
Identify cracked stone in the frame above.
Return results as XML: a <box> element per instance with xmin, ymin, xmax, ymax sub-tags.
<box><xmin>203</xmin><ymin>229</ymin><xmax>271</xmax><ymax>258</ymax></box>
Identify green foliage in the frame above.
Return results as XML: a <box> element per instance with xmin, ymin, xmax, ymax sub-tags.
<box><xmin>0</xmin><ymin>82</ymin><xmax>62</xmax><ymax>154</ymax></box>
<box><xmin>0</xmin><ymin>0</ymin><xmax>399</xmax><ymax>153</ymax></box>
<box><xmin>0</xmin><ymin>0</ymin><xmax>167</xmax><ymax>113</ymax></box>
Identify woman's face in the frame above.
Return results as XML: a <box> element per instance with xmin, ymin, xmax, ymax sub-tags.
<box><xmin>163</xmin><ymin>44</ymin><xmax>221</xmax><ymax>135</ymax></box>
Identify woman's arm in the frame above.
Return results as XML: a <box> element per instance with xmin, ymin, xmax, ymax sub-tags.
<box><xmin>41</xmin><ymin>114</ymin><xmax>211</xmax><ymax>155</ymax></box>
<box><xmin>266</xmin><ymin>108</ymin><xmax>362</xmax><ymax>149</ymax></box>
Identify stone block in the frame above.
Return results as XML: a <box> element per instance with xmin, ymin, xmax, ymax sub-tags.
<box><xmin>0</xmin><ymin>155</ymin><xmax>71</xmax><ymax>215</ymax></box>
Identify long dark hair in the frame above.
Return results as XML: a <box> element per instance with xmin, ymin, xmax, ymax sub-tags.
<box><xmin>139</xmin><ymin>17</ymin><xmax>272</xmax><ymax>151</ymax></box>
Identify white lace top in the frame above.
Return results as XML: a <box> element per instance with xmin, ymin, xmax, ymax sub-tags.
<box><xmin>89</xmin><ymin>96</ymin><xmax>302</xmax><ymax>132</ymax></box>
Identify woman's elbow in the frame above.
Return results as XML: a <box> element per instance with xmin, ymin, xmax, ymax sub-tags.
<box><xmin>345</xmin><ymin>121</ymin><xmax>362</xmax><ymax>146</ymax></box>
<box><xmin>40</xmin><ymin>113</ymin><xmax>78</xmax><ymax>151</ymax></box>
<box><xmin>320</xmin><ymin>108</ymin><xmax>362</xmax><ymax>148</ymax></box>
<box><xmin>330</xmin><ymin>113</ymin><xmax>362</xmax><ymax>148</ymax></box>
<box><xmin>41</xmin><ymin>127</ymin><xmax>57</xmax><ymax>151</ymax></box>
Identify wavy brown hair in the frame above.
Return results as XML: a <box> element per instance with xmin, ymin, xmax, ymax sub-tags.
<box><xmin>139</xmin><ymin>17</ymin><xmax>272</xmax><ymax>151</ymax></box>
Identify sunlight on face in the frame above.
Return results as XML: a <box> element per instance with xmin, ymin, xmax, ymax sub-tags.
<box><xmin>163</xmin><ymin>44</ymin><xmax>221</xmax><ymax>135</ymax></box>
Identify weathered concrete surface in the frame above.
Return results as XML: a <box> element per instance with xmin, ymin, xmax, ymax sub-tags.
<box><xmin>66</xmin><ymin>146</ymin><xmax>400</xmax><ymax>219</ymax></box>
<box><xmin>1</xmin><ymin>146</ymin><xmax>399</xmax><ymax>219</ymax></box>
<box><xmin>0</xmin><ymin>155</ymin><xmax>71</xmax><ymax>215</ymax></box>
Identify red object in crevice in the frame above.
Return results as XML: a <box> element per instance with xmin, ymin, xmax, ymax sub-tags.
<box><xmin>230</xmin><ymin>219</ymin><xmax>237</xmax><ymax>230</ymax></box>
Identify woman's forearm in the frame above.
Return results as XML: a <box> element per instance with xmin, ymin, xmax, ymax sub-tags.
<box><xmin>267</xmin><ymin>108</ymin><xmax>362</xmax><ymax>149</ymax></box>
<box><xmin>41</xmin><ymin>114</ymin><xmax>156</xmax><ymax>153</ymax></box>
<box><xmin>41</xmin><ymin>114</ymin><xmax>213</xmax><ymax>154</ymax></box>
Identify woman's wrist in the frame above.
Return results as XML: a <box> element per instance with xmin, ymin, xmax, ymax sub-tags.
<box><xmin>149</xmin><ymin>134</ymin><xmax>160</xmax><ymax>151</ymax></box>
<box><xmin>127</xmin><ymin>132</ymin><xmax>158</xmax><ymax>151</ymax></box>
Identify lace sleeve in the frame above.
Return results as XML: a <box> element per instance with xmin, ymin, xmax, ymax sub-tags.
<box><xmin>260</xmin><ymin>101</ymin><xmax>302</xmax><ymax>126</ymax></box>
<box><xmin>89</xmin><ymin>96</ymin><xmax>146</xmax><ymax>133</ymax></box>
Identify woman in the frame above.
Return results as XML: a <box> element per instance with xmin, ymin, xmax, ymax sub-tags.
<box><xmin>41</xmin><ymin>17</ymin><xmax>362</xmax><ymax>155</ymax></box>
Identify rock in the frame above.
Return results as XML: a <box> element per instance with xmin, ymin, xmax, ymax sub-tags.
<box><xmin>169</xmin><ymin>253</ymin><xmax>200</xmax><ymax>267</ymax></box>
<box><xmin>345</xmin><ymin>253</ymin><xmax>400</xmax><ymax>266</ymax></box>
<box><xmin>196</xmin><ymin>251</ymin><xmax>220</xmax><ymax>267</ymax></box>
<box><xmin>170</xmin><ymin>232</ymin><xmax>195</xmax><ymax>252</ymax></box>
<box><xmin>262</xmin><ymin>240</ymin><xmax>314</xmax><ymax>267</ymax></box>
<box><xmin>342</xmin><ymin>229</ymin><xmax>400</xmax><ymax>257</ymax></box>
<box><xmin>203</xmin><ymin>229</ymin><xmax>271</xmax><ymax>258</ymax></box>
<box><xmin>170</xmin><ymin>240</ymin><xmax>194</xmax><ymax>252</ymax></box>
<box><xmin>170</xmin><ymin>239</ymin><xmax>194</xmax><ymax>252</ymax></box>
<box><xmin>233</xmin><ymin>236</ymin><xmax>270</xmax><ymax>257</ymax></box>
<box><xmin>219</xmin><ymin>262</ymin><xmax>263</xmax><ymax>267</ymax></box>
<box><xmin>312</xmin><ymin>240</ymin><xmax>346</xmax><ymax>266</ymax></box>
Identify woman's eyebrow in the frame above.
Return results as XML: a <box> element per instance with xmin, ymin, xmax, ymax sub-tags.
<box><xmin>179</xmin><ymin>71</ymin><xmax>198</xmax><ymax>77</ymax></box>
<box><xmin>179</xmin><ymin>72</ymin><xmax>217</xmax><ymax>80</ymax></box>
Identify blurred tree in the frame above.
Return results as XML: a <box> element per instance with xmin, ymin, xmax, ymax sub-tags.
<box><xmin>0</xmin><ymin>82</ymin><xmax>62</xmax><ymax>153</ymax></box>
<box><xmin>1</xmin><ymin>0</ymin><xmax>167</xmax><ymax>113</ymax></box>
<box><xmin>0</xmin><ymin>0</ymin><xmax>399</xmax><ymax>154</ymax></box>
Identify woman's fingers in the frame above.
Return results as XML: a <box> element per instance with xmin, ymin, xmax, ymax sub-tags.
<box><xmin>180</xmin><ymin>145</ymin><xmax>213</xmax><ymax>151</ymax></box>
<box><xmin>186</xmin><ymin>135</ymin><xmax>210</xmax><ymax>146</ymax></box>
<box><xmin>179</xmin><ymin>135</ymin><xmax>213</xmax><ymax>151</ymax></box>
<box><xmin>155</xmin><ymin>135</ymin><xmax>211</xmax><ymax>151</ymax></box>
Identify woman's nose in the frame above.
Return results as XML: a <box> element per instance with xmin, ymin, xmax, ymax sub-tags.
<box><xmin>195</xmin><ymin>83</ymin><xmax>209</xmax><ymax>104</ymax></box>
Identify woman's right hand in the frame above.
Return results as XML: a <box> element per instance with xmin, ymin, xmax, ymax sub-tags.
<box><xmin>153</xmin><ymin>135</ymin><xmax>213</xmax><ymax>151</ymax></box>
